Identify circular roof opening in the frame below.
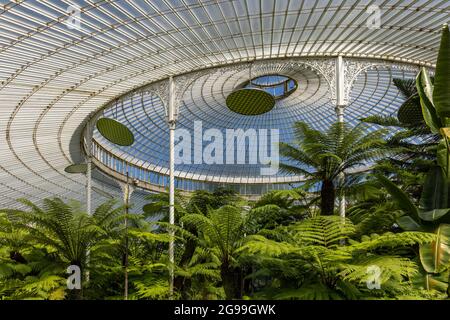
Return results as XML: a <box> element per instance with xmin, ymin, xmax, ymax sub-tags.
<box><xmin>226</xmin><ymin>74</ymin><xmax>297</xmax><ymax>116</ymax></box>
<box><xmin>244</xmin><ymin>74</ymin><xmax>298</xmax><ymax>100</ymax></box>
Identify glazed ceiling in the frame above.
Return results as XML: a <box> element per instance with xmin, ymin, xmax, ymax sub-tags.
<box><xmin>0</xmin><ymin>0</ymin><xmax>448</xmax><ymax>208</ymax></box>
<box><xmin>93</xmin><ymin>60</ymin><xmax>418</xmax><ymax>186</ymax></box>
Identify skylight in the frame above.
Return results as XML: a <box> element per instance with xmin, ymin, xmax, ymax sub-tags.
<box><xmin>244</xmin><ymin>75</ymin><xmax>297</xmax><ymax>100</ymax></box>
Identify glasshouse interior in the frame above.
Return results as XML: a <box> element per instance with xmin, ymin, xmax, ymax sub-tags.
<box><xmin>0</xmin><ymin>0</ymin><xmax>450</xmax><ymax>301</ymax></box>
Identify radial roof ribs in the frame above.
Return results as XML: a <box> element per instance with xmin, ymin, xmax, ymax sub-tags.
<box><xmin>0</xmin><ymin>1</ymin><xmax>448</xmax><ymax>206</ymax></box>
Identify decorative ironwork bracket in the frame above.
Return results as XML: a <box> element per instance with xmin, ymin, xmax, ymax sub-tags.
<box><xmin>124</xmin><ymin>57</ymin><xmax>425</xmax><ymax>122</ymax></box>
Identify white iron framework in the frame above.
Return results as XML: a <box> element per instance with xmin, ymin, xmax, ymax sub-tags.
<box><xmin>0</xmin><ymin>0</ymin><xmax>448</xmax><ymax>209</ymax></box>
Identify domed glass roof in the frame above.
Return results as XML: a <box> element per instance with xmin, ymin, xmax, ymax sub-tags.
<box><xmin>92</xmin><ymin>60</ymin><xmax>419</xmax><ymax>193</ymax></box>
<box><xmin>244</xmin><ymin>74</ymin><xmax>298</xmax><ymax>100</ymax></box>
<box><xmin>0</xmin><ymin>0</ymin><xmax>448</xmax><ymax>207</ymax></box>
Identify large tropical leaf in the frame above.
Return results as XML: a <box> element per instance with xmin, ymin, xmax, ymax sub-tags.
<box><xmin>417</xmin><ymin>166</ymin><xmax>450</xmax><ymax>223</ymax></box>
<box><xmin>425</xmin><ymin>273</ymin><xmax>449</xmax><ymax>292</ymax></box>
<box><xmin>375</xmin><ymin>174</ymin><xmax>420</xmax><ymax>222</ymax></box>
<box><xmin>419</xmin><ymin>166</ymin><xmax>448</xmax><ymax>211</ymax></box>
<box><xmin>437</xmin><ymin>139</ymin><xmax>450</xmax><ymax>174</ymax></box>
<box><xmin>433</xmin><ymin>24</ymin><xmax>450</xmax><ymax>118</ymax></box>
<box><xmin>419</xmin><ymin>224</ymin><xmax>450</xmax><ymax>274</ymax></box>
<box><xmin>396</xmin><ymin>216</ymin><xmax>423</xmax><ymax>231</ymax></box>
<box><xmin>419</xmin><ymin>210</ymin><xmax>450</xmax><ymax>223</ymax></box>
<box><xmin>416</xmin><ymin>68</ymin><xmax>441</xmax><ymax>134</ymax></box>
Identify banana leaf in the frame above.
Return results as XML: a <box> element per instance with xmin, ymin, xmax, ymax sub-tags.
<box><xmin>419</xmin><ymin>166</ymin><xmax>448</xmax><ymax>212</ymax></box>
<box><xmin>397</xmin><ymin>215</ymin><xmax>423</xmax><ymax>231</ymax></box>
<box><xmin>419</xmin><ymin>224</ymin><xmax>450</xmax><ymax>274</ymax></box>
<box><xmin>375</xmin><ymin>174</ymin><xmax>420</xmax><ymax>222</ymax></box>
<box><xmin>434</xmin><ymin>24</ymin><xmax>450</xmax><ymax>118</ymax></box>
<box><xmin>425</xmin><ymin>272</ymin><xmax>449</xmax><ymax>291</ymax></box>
<box><xmin>419</xmin><ymin>209</ymin><xmax>450</xmax><ymax>222</ymax></box>
<box><xmin>437</xmin><ymin>139</ymin><xmax>449</xmax><ymax>173</ymax></box>
<box><xmin>416</xmin><ymin>68</ymin><xmax>441</xmax><ymax>134</ymax></box>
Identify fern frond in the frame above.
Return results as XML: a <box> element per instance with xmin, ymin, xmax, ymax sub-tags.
<box><xmin>292</xmin><ymin>216</ymin><xmax>356</xmax><ymax>247</ymax></box>
<box><xmin>350</xmin><ymin>232</ymin><xmax>435</xmax><ymax>252</ymax></box>
<box><xmin>237</xmin><ymin>235</ymin><xmax>296</xmax><ymax>257</ymax></box>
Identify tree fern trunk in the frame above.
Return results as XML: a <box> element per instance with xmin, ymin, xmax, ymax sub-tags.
<box><xmin>221</xmin><ymin>263</ymin><xmax>242</xmax><ymax>299</ymax></box>
<box><xmin>174</xmin><ymin>235</ymin><xmax>197</xmax><ymax>298</ymax></box>
<box><xmin>9</xmin><ymin>251</ymin><xmax>27</xmax><ymax>264</ymax></box>
<box><xmin>321</xmin><ymin>179</ymin><xmax>336</xmax><ymax>215</ymax></box>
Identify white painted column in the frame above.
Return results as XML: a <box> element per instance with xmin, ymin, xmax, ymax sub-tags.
<box><xmin>167</xmin><ymin>76</ymin><xmax>176</xmax><ymax>297</ymax></box>
<box><xmin>119</xmin><ymin>174</ymin><xmax>135</xmax><ymax>301</ymax></box>
<box><xmin>86</xmin><ymin>118</ymin><xmax>94</xmax><ymax>216</ymax></box>
<box><xmin>335</xmin><ymin>105</ymin><xmax>345</xmax><ymax>123</ymax></box>
<box><xmin>336</xmin><ymin>56</ymin><xmax>345</xmax><ymax>108</ymax></box>
<box><xmin>85</xmin><ymin>117</ymin><xmax>96</xmax><ymax>285</ymax></box>
<box><xmin>335</xmin><ymin>56</ymin><xmax>346</xmax><ymax>219</ymax></box>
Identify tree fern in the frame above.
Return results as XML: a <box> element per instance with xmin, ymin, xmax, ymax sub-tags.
<box><xmin>237</xmin><ymin>235</ymin><xmax>296</xmax><ymax>257</ymax></box>
<box><xmin>241</xmin><ymin>216</ymin><xmax>434</xmax><ymax>299</ymax></box>
<box><xmin>292</xmin><ymin>216</ymin><xmax>355</xmax><ymax>247</ymax></box>
<box><xmin>280</xmin><ymin>121</ymin><xmax>390</xmax><ymax>215</ymax></box>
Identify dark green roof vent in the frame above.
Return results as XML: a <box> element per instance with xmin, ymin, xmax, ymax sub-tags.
<box><xmin>64</xmin><ymin>163</ymin><xmax>89</xmax><ymax>174</ymax></box>
<box><xmin>226</xmin><ymin>88</ymin><xmax>275</xmax><ymax>116</ymax></box>
<box><xmin>96</xmin><ymin>118</ymin><xmax>134</xmax><ymax>146</ymax></box>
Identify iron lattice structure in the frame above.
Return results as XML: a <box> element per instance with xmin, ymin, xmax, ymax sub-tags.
<box><xmin>0</xmin><ymin>0</ymin><xmax>448</xmax><ymax>208</ymax></box>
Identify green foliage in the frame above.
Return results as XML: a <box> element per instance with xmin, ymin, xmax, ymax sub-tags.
<box><xmin>133</xmin><ymin>276</ymin><xmax>170</xmax><ymax>300</ymax></box>
<box><xmin>0</xmin><ymin>198</ymin><xmax>172</xmax><ymax>300</ymax></box>
<box><xmin>376</xmin><ymin>168</ymin><xmax>450</xmax><ymax>229</ymax></box>
<box><xmin>347</xmin><ymin>195</ymin><xmax>403</xmax><ymax>237</ymax></box>
<box><xmin>180</xmin><ymin>205</ymin><xmax>245</xmax><ymax>266</ymax></box>
<box><xmin>433</xmin><ymin>24</ymin><xmax>450</xmax><ymax>118</ymax></box>
<box><xmin>186</xmin><ymin>188</ymin><xmax>242</xmax><ymax>215</ymax></box>
<box><xmin>415</xmin><ymin>25</ymin><xmax>450</xmax><ymax>154</ymax></box>
<box><xmin>362</xmin><ymin>76</ymin><xmax>439</xmax><ymax>200</ymax></box>
<box><xmin>419</xmin><ymin>224</ymin><xmax>450</xmax><ymax>274</ymax></box>
<box><xmin>239</xmin><ymin>216</ymin><xmax>433</xmax><ymax>300</ymax></box>
<box><xmin>375</xmin><ymin>168</ymin><xmax>450</xmax><ymax>294</ymax></box>
<box><xmin>398</xmin><ymin>95</ymin><xmax>426</xmax><ymax>126</ymax></box>
<box><xmin>0</xmin><ymin>188</ymin><xmax>447</xmax><ymax>301</ymax></box>
<box><xmin>375</xmin><ymin>174</ymin><xmax>420</xmax><ymax>224</ymax></box>
<box><xmin>280</xmin><ymin>121</ymin><xmax>389</xmax><ymax>215</ymax></box>
<box><xmin>142</xmin><ymin>191</ymin><xmax>187</xmax><ymax>221</ymax></box>
<box><xmin>417</xmin><ymin>68</ymin><xmax>443</xmax><ymax>134</ymax></box>
<box><xmin>246</xmin><ymin>189</ymin><xmax>310</xmax><ymax>233</ymax></box>
<box><xmin>362</xmin><ymin>115</ymin><xmax>403</xmax><ymax>127</ymax></box>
